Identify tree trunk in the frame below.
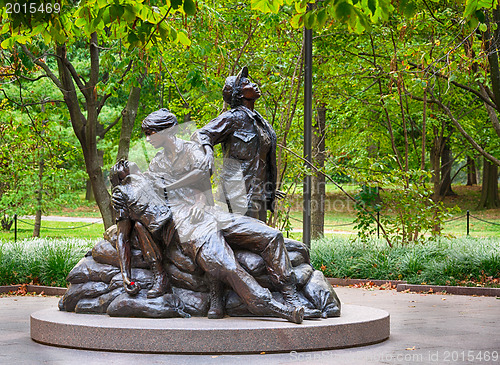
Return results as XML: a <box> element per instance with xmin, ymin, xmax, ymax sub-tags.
<box><xmin>56</xmin><ymin>39</ymin><xmax>114</xmax><ymax>229</ymax></box>
<box><xmin>439</xmin><ymin>140</ymin><xmax>457</xmax><ymax>197</ymax></box>
<box><xmin>431</xmin><ymin>128</ymin><xmax>442</xmax><ymax>201</ymax></box>
<box><xmin>85</xmin><ymin>149</ymin><xmax>104</xmax><ymax>201</ymax></box>
<box><xmin>33</xmin><ymin>117</ymin><xmax>46</xmax><ymax>238</ymax></box>
<box><xmin>33</xmin><ymin>153</ymin><xmax>43</xmax><ymax>237</ymax></box>
<box><xmin>22</xmin><ymin>36</ymin><xmax>131</xmax><ymax>230</ymax></box>
<box><xmin>116</xmin><ymin>84</ymin><xmax>142</xmax><ymax>161</ymax></box>
<box><xmin>85</xmin><ymin>180</ymin><xmax>95</xmax><ymax>201</ymax></box>
<box><xmin>478</xmin><ymin>157</ymin><xmax>500</xmax><ymax>209</ymax></box>
<box><xmin>311</xmin><ymin>104</ymin><xmax>326</xmax><ymax>240</ymax></box>
<box><xmin>466</xmin><ymin>156</ymin><xmax>478</xmax><ymax>186</ymax></box>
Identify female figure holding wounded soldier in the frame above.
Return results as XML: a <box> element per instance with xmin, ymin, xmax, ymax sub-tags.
<box><xmin>139</xmin><ymin>108</ymin><xmax>308</xmax><ymax>324</ymax></box>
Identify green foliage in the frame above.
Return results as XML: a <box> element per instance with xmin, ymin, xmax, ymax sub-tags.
<box><xmin>353</xmin><ymin>185</ymin><xmax>381</xmax><ymax>241</ymax></box>
<box><xmin>252</xmin><ymin>0</ymin><xmax>397</xmax><ymax>32</ymax></box>
<box><xmin>349</xmin><ymin>159</ymin><xmax>459</xmax><ymax>245</ymax></box>
<box><xmin>0</xmin><ymin>0</ymin><xmax>198</xmax><ymax>228</ymax></box>
<box><xmin>0</xmin><ymin>0</ymin><xmax>498</xmax><ymax>234</ymax></box>
<box><xmin>0</xmin><ymin>238</ymin><xmax>95</xmax><ymax>286</ymax></box>
<box><xmin>463</xmin><ymin>0</ymin><xmax>498</xmax><ymax>29</ymax></box>
<box><xmin>311</xmin><ymin>236</ymin><xmax>500</xmax><ymax>286</ymax></box>
<box><xmin>0</xmin><ymin>0</ymin><xmax>194</xmax><ymax>50</ymax></box>
<box><xmin>305</xmin><ymin>2</ymin><xmax>499</xmax><ymax>242</ymax></box>
<box><xmin>0</xmin><ymin>93</ymin><xmax>87</xmax><ymax>227</ymax></box>
<box><xmin>37</xmin><ymin>240</ymin><xmax>86</xmax><ymax>287</ymax></box>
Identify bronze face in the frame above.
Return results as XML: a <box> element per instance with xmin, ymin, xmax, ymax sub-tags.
<box><xmin>240</xmin><ymin>78</ymin><xmax>261</xmax><ymax>100</ymax></box>
<box><xmin>146</xmin><ymin>128</ymin><xmax>176</xmax><ymax>150</ymax></box>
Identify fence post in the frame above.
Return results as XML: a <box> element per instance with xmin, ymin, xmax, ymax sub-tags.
<box><xmin>14</xmin><ymin>214</ymin><xmax>17</xmax><ymax>242</ymax></box>
<box><xmin>466</xmin><ymin>210</ymin><xmax>470</xmax><ymax>236</ymax></box>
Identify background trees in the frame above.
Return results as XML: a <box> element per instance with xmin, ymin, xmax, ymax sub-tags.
<box><xmin>0</xmin><ymin>0</ymin><xmax>498</xmax><ymax>244</ymax></box>
<box><xmin>1</xmin><ymin>0</ymin><xmax>195</xmax><ymax>228</ymax></box>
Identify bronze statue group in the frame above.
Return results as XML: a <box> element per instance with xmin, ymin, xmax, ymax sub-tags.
<box><xmin>61</xmin><ymin>68</ymin><xmax>340</xmax><ymax>324</ymax></box>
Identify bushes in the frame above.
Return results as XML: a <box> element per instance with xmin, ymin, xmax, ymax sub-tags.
<box><xmin>0</xmin><ymin>236</ymin><xmax>498</xmax><ymax>288</ymax></box>
<box><xmin>0</xmin><ymin>238</ymin><xmax>95</xmax><ymax>287</ymax></box>
<box><xmin>311</xmin><ymin>237</ymin><xmax>500</xmax><ymax>286</ymax></box>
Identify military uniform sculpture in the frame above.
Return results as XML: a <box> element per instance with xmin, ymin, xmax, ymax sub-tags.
<box><xmin>59</xmin><ymin>70</ymin><xmax>341</xmax><ymax>324</ymax></box>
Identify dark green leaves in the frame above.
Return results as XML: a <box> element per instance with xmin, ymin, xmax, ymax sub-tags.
<box><xmin>335</xmin><ymin>2</ymin><xmax>354</xmax><ymax>23</ymax></box>
<box><xmin>398</xmin><ymin>0</ymin><xmax>417</xmax><ymax>19</ymax></box>
<box><xmin>171</xmin><ymin>0</ymin><xmax>183</xmax><ymax>10</ymax></box>
<box><xmin>183</xmin><ymin>0</ymin><xmax>197</xmax><ymax>15</ymax></box>
<box><xmin>367</xmin><ymin>0</ymin><xmax>377</xmax><ymax>15</ymax></box>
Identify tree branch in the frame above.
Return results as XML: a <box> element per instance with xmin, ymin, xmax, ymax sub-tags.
<box><xmin>102</xmin><ymin>111</ymin><xmax>123</xmax><ymax>135</ymax></box>
<box><xmin>97</xmin><ymin>59</ymin><xmax>133</xmax><ymax>115</ymax></box>
<box><xmin>0</xmin><ymin>90</ymin><xmax>64</xmax><ymax>107</ymax></box>
<box><xmin>88</xmin><ymin>32</ymin><xmax>99</xmax><ymax>88</ymax></box>
<box><xmin>59</xmin><ymin>44</ymin><xmax>89</xmax><ymax>99</ymax></box>
<box><xmin>20</xmin><ymin>45</ymin><xmax>63</xmax><ymax>90</ymax></box>
<box><xmin>163</xmin><ymin>59</ymin><xmax>190</xmax><ymax>108</ymax></box>
<box><xmin>479</xmin><ymin>83</ymin><xmax>500</xmax><ymax>138</ymax></box>
<box><xmin>413</xmin><ymin>94</ymin><xmax>500</xmax><ymax>166</ymax></box>
<box><xmin>0</xmin><ymin>73</ymin><xmax>49</xmax><ymax>82</ymax></box>
<box><xmin>407</xmin><ymin>61</ymin><xmax>498</xmax><ymax>109</ymax></box>
<box><xmin>422</xmin><ymin>0</ymin><xmax>445</xmax><ymax>25</ymax></box>
<box><xmin>370</xmin><ymin>34</ymin><xmax>404</xmax><ymax>171</ymax></box>
<box><xmin>230</xmin><ymin>22</ymin><xmax>258</xmax><ymax>75</ymax></box>
<box><xmin>141</xmin><ymin>6</ymin><xmax>172</xmax><ymax>51</ymax></box>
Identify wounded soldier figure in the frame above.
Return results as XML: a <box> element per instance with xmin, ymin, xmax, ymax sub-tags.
<box><xmin>110</xmin><ymin>154</ymin><xmax>308</xmax><ymax>323</ymax></box>
<box><xmin>110</xmin><ymin>160</ymin><xmax>174</xmax><ymax>299</ymax></box>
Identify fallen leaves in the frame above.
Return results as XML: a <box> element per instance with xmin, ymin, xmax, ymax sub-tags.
<box><xmin>349</xmin><ymin>281</ymin><xmax>397</xmax><ymax>291</ymax></box>
<box><xmin>0</xmin><ymin>284</ymin><xmax>50</xmax><ymax>298</ymax></box>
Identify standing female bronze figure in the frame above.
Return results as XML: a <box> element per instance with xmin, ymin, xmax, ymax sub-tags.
<box><xmin>194</xmin><ymin>67</ymin><xmax>277</xmax><ymax>222</ymax></box>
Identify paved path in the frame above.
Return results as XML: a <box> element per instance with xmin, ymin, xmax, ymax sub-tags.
<box><xmin>20</xmin><ymin>215</ymin><xmax>103</xmax><ymax>224</ymax></box>
<box><xmin>1</xmin><ymin>287</ymin><xmax>499</xmax><ymax>365</ymax></box>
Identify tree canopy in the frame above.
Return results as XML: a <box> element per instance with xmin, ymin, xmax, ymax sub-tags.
<box><xmin>0</xmin><ymin>0</ymin><xmax>499</xmax><ymax>242</ymax></box>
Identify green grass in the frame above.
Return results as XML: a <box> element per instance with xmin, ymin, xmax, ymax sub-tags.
<box><xmin>0</xmin><ymin>218</ymin><xmax>104</xmax><ymax>242</ymax></box>
<box><xmin>285</xmin><ymin>210</ymin><xmax>500</xmax><ymax>240</ymax></box>
<box><xmin>310</xmin><ymin>236</ymin><xmax>500</xmax><ymax>287</ymax></box>
<box><xmin>282</xmin><ymin>184</ymin><xmax>500</xmax><ymax>239</ymax></box>
<box><xmin>0</xmin><ymin>238</ymin><xmax>96</xmax><ymax>287</ymax></box>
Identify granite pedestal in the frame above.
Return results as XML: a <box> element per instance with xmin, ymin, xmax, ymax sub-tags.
<box><xmin>31</xmin><ymin>304</ymin><xmax>389</xmax><ymax>354</ymax></box>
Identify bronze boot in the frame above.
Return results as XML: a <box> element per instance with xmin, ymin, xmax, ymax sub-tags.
<box><xmin>281</xmin><ymin>284</ymin><xmax>322</xmax><ymax>319</ymax></box>
<box><xmin>207</xmin><ymin>277</ymin><xmax>224</xmax><ymax>319</ymax></box>
<box><xmin>267</xmin><ymin>299</ymin><xmax>304</xmax><ymax>324</ymax></box>
<box><xmin>147</xmin><ymin>261</ymin><xmax>168</xmax><ymax>298</ymax></box>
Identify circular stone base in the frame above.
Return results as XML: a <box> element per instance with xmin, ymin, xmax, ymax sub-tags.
<box><xmin>31</xmin><ymin>305</ymin><xmax>389</xmax><ymax>354</ymax></box>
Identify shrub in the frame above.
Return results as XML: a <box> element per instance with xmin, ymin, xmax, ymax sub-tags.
<box><xmin>348</xmin><ymin>160</ymin><xmax>459</xmax><ymax>245</ymax></box>
<box><xmin>0</xmin><ymin>238</ymin><xmax>95</xmax><ymax>287</ymax></box>
<box><xmin>311</xmin><ymin>236</ymin><xmax>500</xmax><ymax>287</ymax></box>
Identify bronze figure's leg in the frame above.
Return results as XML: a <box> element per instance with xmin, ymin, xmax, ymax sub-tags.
<box><xmin>222</xmin><ymin>216</ymin><xmax>292</xmax><ymax>286</ymax></box>
<box><xmin>196</xmin><ymin>231</ymin><xmax>304</xmax><ymax>324</ymax></box>
<box><xmin>134</xmin><ymin>222</ymin><xmax>168</xmax><ymax>298</ymax></box>
<box><xmin>207</xmin><ymin>274</ymin><xmax>224</xmax><ymax>319</ymax></box>
<box><xmin>223</xmin><ymin>216</ymin><xmax>322</xmax><ymax>318</ymax></box>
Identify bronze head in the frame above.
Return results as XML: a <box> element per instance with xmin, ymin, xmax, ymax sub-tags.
<box><xmin>223</xmin><ymin>67</ymin><xmax>250</xmax><ymax>108</ymax></box>
<box><xmin>142</xmin><ymin>108</ymin><xmax>178</xmax><ymax>136</ymax></box>
<box><xmin>110</xmin><ymin>159</ymin><xmax>140</xmax><ymax>187</ymax></box>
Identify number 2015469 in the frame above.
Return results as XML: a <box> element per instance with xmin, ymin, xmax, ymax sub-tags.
<box><xmin>5</xmin><ymin>2</ymin><xmax>61</xmax><ymax>14</ymax></box>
